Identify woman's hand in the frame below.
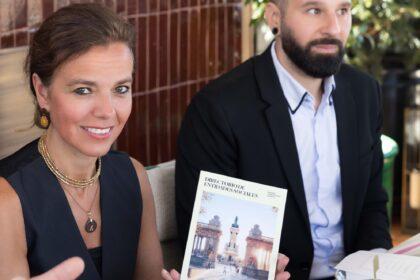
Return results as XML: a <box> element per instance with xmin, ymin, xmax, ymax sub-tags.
<box><xmin>30</xmin><ymin>257</ymin><xmax>84</xmax><ymax>280</ymax></box>
<box><xmin>275</xmin><ymin>253</ymin><xmax>290</xmax><ymax>280</ymax></box>
<box><xmin>161</xmin><ymin>269</ymin><xmax>180</xmax><ymax>280</ymax></box>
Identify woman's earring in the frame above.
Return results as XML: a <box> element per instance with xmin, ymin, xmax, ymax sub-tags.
<box><xmin>272</xmin><ymin>27</ymin><xmax>279</xmax><ymax>35</ymax></box>
<box><xmin>39</xmin><ymin>108</ymin><xmax>50</xmax><ymax>129</ymax></box>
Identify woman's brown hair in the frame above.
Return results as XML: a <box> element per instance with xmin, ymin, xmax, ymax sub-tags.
<box><xmin>25</xmin><ymin>3</ymin><xmax>135</xmax><ymax>128</ymax></box>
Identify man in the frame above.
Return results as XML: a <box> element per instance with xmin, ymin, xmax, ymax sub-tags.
<box><xmin>175</xmin><ymin>0</ymin><xmax>392</xmax><ymax>279</ymax></box>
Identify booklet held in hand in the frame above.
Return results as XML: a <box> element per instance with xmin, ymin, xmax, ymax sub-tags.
<box><xmin>180</xmin><ymin>171</ymin><xmax>287</xmax><ymax>280</ymax></box>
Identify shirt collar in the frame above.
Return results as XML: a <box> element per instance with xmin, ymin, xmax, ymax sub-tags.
<box><xmin>270</xmin><ymin>42</ymin><xmax>336</xmax><ymax>113</ymax></box>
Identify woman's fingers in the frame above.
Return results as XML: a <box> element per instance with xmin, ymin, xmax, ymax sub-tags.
<box><xmin>275</xmin><ymin>271</ymin><xmax>291</xmax><ymax>280</ymax></box>
<box><xmin>161</xmin><ymin>269</ymin><xmax>180</xmax><ymax>280</ymax></box>
<box><xmin>31</xmin><ymin>257</ymin><xmax>84</xmax><ymax>280</ymax></box>
<box><xmin>161</xmin><ymin>269</ymin><xmax>171</xmax><ymax>280</ymax></box>
<box><xmin>170</xmin><ymin>269</ymin><xmax>180</xmax><ymax>279</ymax></box>
<box><xmin>276</xmin><ymin>253</ymin><xmax>289</xmax><ymax>272</ymax></box>
<box><xmin>275</xmin><ymin>253</ymin><xmax>290</xmax><ymax>280</ymax></box>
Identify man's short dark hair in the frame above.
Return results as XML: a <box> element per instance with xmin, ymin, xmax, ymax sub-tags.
<box><xmin>270</xmin><ymin>0</ymin><xmax>289</xmax><ymax>14</ymax></box>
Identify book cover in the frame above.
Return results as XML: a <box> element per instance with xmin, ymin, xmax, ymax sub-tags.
<box><xmin>180</xmin><ymin>171</ymin><xmax>288</xmax><ymax>280</ymax></box>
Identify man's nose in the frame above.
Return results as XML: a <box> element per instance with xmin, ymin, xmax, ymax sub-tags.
<box><xmin>321</xmin><ymin>12</ymin><xmax>341</xmax><ymax>37</ymax></box>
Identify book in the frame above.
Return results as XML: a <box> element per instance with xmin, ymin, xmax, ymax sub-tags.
<box><xmin>388</xmin><ymin>233</ymin><xmax>420</xmax><ymax>256</ymax></box>
<box><xmin>335</xmin><ymin>234</ymin><xmax>420</xmax><ymax>279</ymax></box>
<box><xmin>335</xmin><ymin>250</ymin><xmax>420</xmax><ymax>280</ymax></box>
<box><xmin>180</xmin><ymin>171</ymin><xmax>288</xmax><ymax>280</ymax></box>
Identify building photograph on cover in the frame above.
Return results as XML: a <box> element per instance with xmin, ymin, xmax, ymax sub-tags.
<box><xmin>186</xmin><ymin>191</ymin><xmax>279</xmax><ymax>280</ymax></box>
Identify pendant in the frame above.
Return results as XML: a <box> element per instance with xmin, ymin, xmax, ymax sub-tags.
<box><xmin>85</xmin><ymin>212</ymin><xmax>97</xmax><ymax>233</ymax></box>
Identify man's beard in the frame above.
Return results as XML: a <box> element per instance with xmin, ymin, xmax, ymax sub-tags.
<box><xmin>280</xmin><ymin>23</ymin><xmax>345</xmax><ymax>78</ymax></box>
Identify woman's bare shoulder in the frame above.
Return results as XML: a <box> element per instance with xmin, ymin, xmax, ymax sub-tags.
<box><xmin>129</xmin><ymin>157</ymin><xmax>149</xmax><ymax>186</ymax></box>
<box><xmin>0</xmin><ymin>177</ymin><xmax>29</xmax><ymax>278</ymax></box>
<box><xmin>128</xmin><ymin>157</ymin><xmax>154</xmax><ymax>199</ymax></box>
<box><xmin>0</xmin><ymin>177</ymin><xmax>21</xmax><ymax>211</ymax></box>
<box><xmin>129</xmin><ymin>157</ymin><xmax>146</xmax><ymax>174</ymax></box>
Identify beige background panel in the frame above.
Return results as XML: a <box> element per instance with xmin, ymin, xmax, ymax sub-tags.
<box><xmin>0</xmin><ymin>46</ymin><xmax>42</xmax><ymax>159</ymax></box>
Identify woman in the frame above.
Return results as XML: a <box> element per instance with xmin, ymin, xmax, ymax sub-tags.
<box><xmin>0</xmin><ymin>3</ymin><xmax>290</xmax><ymax>280</ymax></box>
<box><xmin>0</xmin><ymin>3</ymin><xmax>170</xmax><ymax>279</ymax></box>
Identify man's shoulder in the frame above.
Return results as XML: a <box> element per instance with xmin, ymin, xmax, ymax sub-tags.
<box><xmin>336</xmin><ymin>64</ymin><xmax>378</xmax><ymax>86</ymax></box>
<box><xmin>197</xmin><ymin>56</ymin><xmax>258</xmax><ymax>102</ymax></box>
<box><xmin>336</xmin><ymin>64</ymin><xmax>381</xmax><ymax>118</ymax></box>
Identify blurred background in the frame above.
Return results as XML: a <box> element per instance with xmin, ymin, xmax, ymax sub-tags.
<box><xmin>0</xmin><ymin>0</ymin><xmax>419</xmax><ymax>244</ymax></box>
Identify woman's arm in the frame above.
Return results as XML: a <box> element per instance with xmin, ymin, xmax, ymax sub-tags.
<box><xmin>130</xmin><ymin>159</ymin><xmax>164</xmax><ymax>280</ymax></box>
<box><xmin>0</xmin><ymin>177</ymin><xmax>30</xmax><ymax>279</ymax></box>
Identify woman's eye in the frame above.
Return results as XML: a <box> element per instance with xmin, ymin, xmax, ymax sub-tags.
<box><xmin>307</xmin><ymin>8</ymin><xmax>321</xmax><ymax>15</ymax></box>
<box><xmin>115</xmin><ymin>85</ymin><xmax>130</xmax><ymax>94</ymax></box>
<box><xmin>73</xmin><ymin>87</ymin><xmax>91</xmax><ymax>95</ymax></box>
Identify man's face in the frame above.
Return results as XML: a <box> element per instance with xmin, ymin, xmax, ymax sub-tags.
<box><xmin>279</xmin><ymin>0</ymin><xmax>352</xmax><ymax>78</ymax></box>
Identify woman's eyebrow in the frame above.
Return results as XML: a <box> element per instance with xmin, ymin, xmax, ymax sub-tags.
<box><xmin>66</xmin><ymin>79</ymin><xmax>97</xmax><ymax>87</ymax></box>
<box><xmin>65</xmin><ymin>77</ymin><xmax>132</xmax><ymax>87</ymax></box>
<box><xmin>115</xmin><ymin>77</ymin><xmax>133</xmax><ymax>85</ymax></box>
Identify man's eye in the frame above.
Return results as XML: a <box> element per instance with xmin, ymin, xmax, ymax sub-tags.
<box><xmin>115</xmin><ymin>85</ymin><xmax>130</xmax><ymax>94</ymax></box>
<box><xmin>73</xmin><ymin>87</ymin><xmax>91</xmax><ymax>95</ymax></box>
<box><xmin>307</xmin><ymin>8</ymin><xmax>321</xmax><ymax>15</ymax></box>
<box><xmin>338</xmin><ymin>8</ymin><xmax>350</xmax><ymax>16</ymax></box>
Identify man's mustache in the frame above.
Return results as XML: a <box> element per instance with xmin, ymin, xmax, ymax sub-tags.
<box><xmin>307</xmin><ymin>38</ymin><xmax>343</xmax><ymax>49</ymax></box>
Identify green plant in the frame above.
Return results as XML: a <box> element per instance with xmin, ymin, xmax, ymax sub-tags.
<box><xmin>246</xmin><ymin>0</ymin><xmax>420</xmax><ymax>79</ymax></box>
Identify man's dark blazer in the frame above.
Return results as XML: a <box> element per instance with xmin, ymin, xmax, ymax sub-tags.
<box><xmin>175</xmin><ymin>46</ymin><xmax>392</xmax><ymax>279</ymax></box>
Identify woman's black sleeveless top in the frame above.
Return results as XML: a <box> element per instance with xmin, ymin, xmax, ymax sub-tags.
<box><xmin>6</xmin><ymin>150</ymin><xmax>142</xmax><ymax>279</ymax></box>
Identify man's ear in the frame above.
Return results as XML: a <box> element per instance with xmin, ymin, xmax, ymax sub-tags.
<box><xmin>32</xmin><ymin>73</ymin><xmax>50</xmax><ymax>111</ymax></box>
<box><xmin>264</xmin><ymin>2</ymin><xmax>282</xmax><ymax>33</ymax></box>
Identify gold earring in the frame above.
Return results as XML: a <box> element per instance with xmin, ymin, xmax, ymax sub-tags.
<box><xmin>39</xmin><ymin>109</ymin><xmax>50</xmax><ymax>129</ymax></box>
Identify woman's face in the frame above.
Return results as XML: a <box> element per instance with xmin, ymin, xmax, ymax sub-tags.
<box><xmin>37</xmin><ymin>42</ymin><xmax>133</xmax><ymax>158</ymax></box>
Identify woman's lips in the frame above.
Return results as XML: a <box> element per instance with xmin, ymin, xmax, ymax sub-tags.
<box><xmin>82</xmin><ymin>126</ymin><xmax>113</xmax><ymax>139</ymax></box>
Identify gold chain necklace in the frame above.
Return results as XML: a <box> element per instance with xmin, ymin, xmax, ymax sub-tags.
<box><xmin>62</xmin><ymin>183</ymin><xmax>100</xmax><ymax>233</ymax></box>
<box><xmin>37</xmin><ymin>134</ymin><xmax>101</xmax><ymax>189</ymax></box>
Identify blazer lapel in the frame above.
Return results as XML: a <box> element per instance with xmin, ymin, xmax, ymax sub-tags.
<box><xmin>333</xmin><ymin>74</ymin><xmax>359</xmax><ymax>253</ymax></box>
<box><xmin>253</xmin><ymin>47</ymin><xmax>311</xmax><ymax>235</ymax></box>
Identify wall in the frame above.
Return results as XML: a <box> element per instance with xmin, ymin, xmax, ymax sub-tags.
<box><xmin>0</xmin><ymin>47</ymin><xmax>43</xmax><ymax>159</ymax></box>
<box><xmin>0</xmin><ymin>0</ymin><xmax>243</xmax><ymax>165</ymax></box>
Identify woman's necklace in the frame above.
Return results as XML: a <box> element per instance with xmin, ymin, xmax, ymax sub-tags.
<box><xmin>37</xmin><ymin>134</ymin><xmax>101</xmax><ymax>189</ymax></box>
<box><xmin>62</xmin><ymin>183</ymin><xmax>100</xmax><ymax>233</ymax></box>
<box><xmin>37</xmin><ymin>134</ymin><xmax>101</xmax><ymax>233</ymax></box>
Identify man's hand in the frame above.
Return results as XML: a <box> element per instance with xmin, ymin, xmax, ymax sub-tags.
<box><xmin>275</xmin><ymin>253</ymin><xmax>290</xmax><ymax>280</ymax></box>
<box><xmin>31</xmin><ymin>257</ymin><xmax>84</xmax><ymax>280</ymax></box>
<box><xmin>161</xmin><ymin>269</ymin><xmax>180</xmax><ymax>280</ymax></box>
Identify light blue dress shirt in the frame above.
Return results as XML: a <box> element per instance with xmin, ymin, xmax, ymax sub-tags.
<box><xmin>271</xmin><ymin>43</ymin><xmax>344</xmax><ymax>279</ymax></box>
